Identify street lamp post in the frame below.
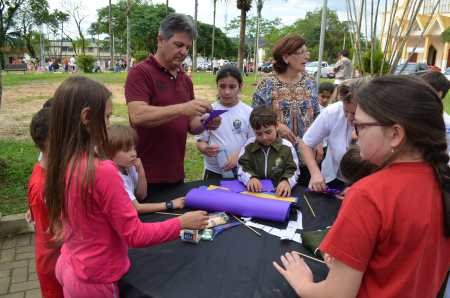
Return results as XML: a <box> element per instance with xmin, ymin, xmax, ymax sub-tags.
<box><xmin>317</xmin><ymin>0</ymin><xmax>328</xmax><ymax>86</ymax></box>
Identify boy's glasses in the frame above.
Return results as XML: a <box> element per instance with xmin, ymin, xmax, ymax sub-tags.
<box><xmin>354</xmin><ymin>122</ymin><xmax>388</xmax><ymax>136</ymax></box>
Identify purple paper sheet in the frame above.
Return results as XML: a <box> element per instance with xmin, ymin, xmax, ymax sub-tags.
<box><xmin>186</xmin><ymin>186</ymin><xmax>291</xmax><ymax>222</ymax></box>
<box><xmin>220</xmin><ymin>179</ymin><xmax>275</xmax><ymax>193</ymax></box>
<box><xmin>202</xmin><ymin>109</ymin><xmax>228</xmax><ymax>128</ymax></box>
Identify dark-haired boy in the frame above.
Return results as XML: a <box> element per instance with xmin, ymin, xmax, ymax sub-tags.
<box><xmin>28</xmin><ymin>108</ymin><xmax>63</xmax><ymax>298</ymax></box>
<box><xmin>237</xmin><ymin>106</ymin><xmax>299</xmax><ymax>197</ymax></box>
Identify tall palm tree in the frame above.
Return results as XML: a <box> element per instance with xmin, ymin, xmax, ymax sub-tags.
<box><xmin>126</xmin><ymin>0</ymin><xmax>132</xmax><ymax>71</ymax></box>
<box><xmin>237</xmin><ymin>0</ymin><xmax>252</xmax><ymax>71</ymax></box>
<box><xmin>211</xmin><ymin>0</ymin><xmax>217</xmax><ymax>65</ymax></box>
<box><xmin>254</xmin><ymin>0</ymin><xmax>264</xmax><ymax>74</ymax></box>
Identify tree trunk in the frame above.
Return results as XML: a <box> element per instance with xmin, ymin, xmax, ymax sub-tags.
<box><xmin>126</xmin><ymin>0</ymin><xmax>131</xmax><ymax>71</ymax></box>
<box><xmin>109</xmin><ymin>0</ymin><xmax>114</xmax><ymax>69</ymax></box>
<box><xmin>237</xmin><ymin>8</ymin><xmax>247</xmax><ymax>71</ymax></box>
<box><xmin>211</xmin><ymin>0</ymin><xmax>216</xmax><ymax>65</ymax></box>
<box><xmin>192</xmin><ymin>0</ymin><xmax>198</xmax><ymax>71</ymax></box>
<box><xmin>0</xmin><ymin>71</ymin><xmax>2</xmax><ymax>110</ymax></box>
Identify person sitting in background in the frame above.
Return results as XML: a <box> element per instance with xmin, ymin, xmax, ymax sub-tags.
<box><xmin>238</xmin><ymin>106</ymin><xmax>299</xmax><ymax>197</ymax></box>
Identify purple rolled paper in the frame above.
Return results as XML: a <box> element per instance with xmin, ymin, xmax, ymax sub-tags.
<box><xmin>220</xmin><ymin>179</ymin><xmax>275</xmax><ymax>193</ymax></box>
<box><xmin>186</xmin><ymin>187</ymin><xmax>291</xmax><ymax>222</ymax></box>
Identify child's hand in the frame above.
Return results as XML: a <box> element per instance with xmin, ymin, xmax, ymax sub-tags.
<box><xmin>335</xmin><ymin>187</ymin><xmax>349</xmax><ymax>200</ymax></box>
<box><xmin>25</xmin><ymin>209</ymin><xmax>33</xmax><ymax>224</ymax></box>
<box><xmin>206</xmin><ymin>116</ymin><xmax>221</xmax><ymax>130</ymax></box>
<box><xmin>203</xmin><ymin>144</ymin><xmax>220</xmax><ymax>157</ymax></box>
<box><xmin>222</xmin><ymin>152</ymin><xmax>239</xmax><ymax>171</ymax></box>
<box><xmin>248</xmin><ymin>177</ymin><xmax>262</xmax><ymax>192</ymax></box>
<box><xmin>276</xmin><ymin>180</ymin><xmax>291</xmax><ymax>197</ymax></box>
<box><xmin>134</xmin><ymin>158</ymin><xmax>144</xmax><ymax>172</ymax></box>
<box><xmin>172</xmin><ymin>197</ymin><xmax>185</xmax><ymax>209</ymax></box>
<box><xmin>179</xmin><ymin>210</ymin><xmax>209</xmax><ymax>230</ymax></box>
<box><xmin>273</xmin><ymin>252</ymin><xmax>314</xmax><ymax>295</ymax></box>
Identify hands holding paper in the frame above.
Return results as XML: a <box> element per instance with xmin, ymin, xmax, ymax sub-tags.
<box><xmin>182</xmin><ymin>99</ymin><xmax>212</xmax><ymax>117</ymax></box>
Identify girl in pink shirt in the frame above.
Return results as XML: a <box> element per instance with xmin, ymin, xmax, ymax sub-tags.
<box><xmin>45</xmin><ymin>76</ymin><xmax>209</xmax><ymax>297</ymax></box>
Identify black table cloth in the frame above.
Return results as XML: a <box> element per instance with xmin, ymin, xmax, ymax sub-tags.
<box><xmin>119</xmin><ymin>181</ymin><xmax>341</xmax><ymax>298</ymax></box>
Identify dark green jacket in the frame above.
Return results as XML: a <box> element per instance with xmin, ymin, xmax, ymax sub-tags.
<box><xmin>237</xmin><ymin>137</ymin><xmax>300</xmax><ymax>187</ymax></box>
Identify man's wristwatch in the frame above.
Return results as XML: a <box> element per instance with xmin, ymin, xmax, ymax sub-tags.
<box><xmin>165</xmin><ymin>200</ymin><xmax>174</xmax><ymax>210</ymax></box>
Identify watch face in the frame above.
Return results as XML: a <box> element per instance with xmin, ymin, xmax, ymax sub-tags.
<box><xmin>166</xmin><ymin>201</ymin><xmax>174</xmax><ymax>210</ymax></box>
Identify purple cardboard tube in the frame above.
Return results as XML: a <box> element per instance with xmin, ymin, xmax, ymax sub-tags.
<box><xmin>186</xmin><ymin>187</ymin><xmax>291</xmax><ymax>222</ymax></box>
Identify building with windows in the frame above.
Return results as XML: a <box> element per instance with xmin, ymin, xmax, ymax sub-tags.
<box><xmin>381</xmin><ymin>0</ymin><xmax>450</xmax><ymax>70</ymax></box>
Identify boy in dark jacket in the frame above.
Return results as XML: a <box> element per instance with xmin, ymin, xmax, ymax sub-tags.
<box><xmin>238</xmin><ymin>106</ymin><xmax>299</xmax><ymax>197</ymax></box>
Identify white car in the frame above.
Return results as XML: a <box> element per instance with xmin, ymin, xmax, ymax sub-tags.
<box><xmin>444</xmin><ymin>67</ymin><xmax>450</xmax><ymax>81</ymax></box>
<box><xmin>305</xmin><ymin>61</ymin><xmax>333</xmax><ymax>78</ymax></box>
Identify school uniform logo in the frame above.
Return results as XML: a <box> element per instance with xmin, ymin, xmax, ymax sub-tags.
<box><xmin>232</xmin><ymin>119</ymin><xmax>242</xmax><ymax>134</ymax></box>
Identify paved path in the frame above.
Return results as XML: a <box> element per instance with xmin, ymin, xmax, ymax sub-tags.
<box><xmin>0</xmin><ymin>233</ymin><xmax>41</xmax><ymax>298</ymax></box>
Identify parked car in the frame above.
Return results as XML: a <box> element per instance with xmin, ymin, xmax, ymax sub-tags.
<box><xmin>259</xmin><ymin>62</ymin><xmax>273</xmax><ymax>73</ymax></box>
<box><xmin>444</xmin><ymin>67</ymin><xmax>450</xmax><ymax>81</ymax></box>
<box><xmin>305</xmin><ymin>61</ymin><xmax>333</xmax><ymax>78</ymax></box>
<box><xmin>428</xmin><ymin>65</ymin><xmax>441</xmax><ymax>72</ymax></box>
<box><xmin>394</xmin><ymin>62</ymin><xmax>428</xmax><ymax>75</ymax></box>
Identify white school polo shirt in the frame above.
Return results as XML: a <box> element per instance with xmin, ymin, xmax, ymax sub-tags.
<box><xmin>196</xmin><ymin>101</ymin><xmax>254</xmax><ymax>175</ymax></box>
<box><xmin>302</xmin><ymin>101</ymin><xmax>353</xmax><ymax>183</ymax></box>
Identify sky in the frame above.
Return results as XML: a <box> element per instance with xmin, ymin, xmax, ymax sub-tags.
<box><xmin>47</xmin><ymin>0</ymin><xmax>349</xmax><ymax>38</ymax></box>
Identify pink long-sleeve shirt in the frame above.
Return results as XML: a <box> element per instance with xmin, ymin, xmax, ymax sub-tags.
<box><xmin>61</xmin><ymin>159</ymin><xmax>181</xmax><ymax>283</ymax></box>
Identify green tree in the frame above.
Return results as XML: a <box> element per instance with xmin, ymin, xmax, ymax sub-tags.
<box><xmin>196</xmin><ymin>21</ymin><xmax>236</xmax><ymax>59</ymax></box>
<box><xmin>0</xmin><ymin>0</ymin><xmax>26</xmax><ymax>68</ymax></box>
<box><xmin>226</xmin><ymin>15</ymin><xmax>281</xmax><ymax>62</ymax></box>
<box><xmin>91</xmin><ymin>2</ymin><xmax>174</xmax><ymax>55</ymax></box>
<box><xmin>15</xmin><ymin>0</ymin><xmax>61</xmax><ymax>59</ymax></box>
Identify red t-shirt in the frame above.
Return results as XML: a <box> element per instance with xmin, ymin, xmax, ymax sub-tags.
<box><xmin>320</xmin><ymin>162</ymin><xmax>450</xmax><ymax>297</ymax></box>
<box><xmin>28</xmin><ymin>164</ymin><xmax>63</xmax><ymax>298</ymax></box>
<box><xmin>125</xmin><ymin>56</ymin><xmax>194</xmax><ymax>183</ymax></box>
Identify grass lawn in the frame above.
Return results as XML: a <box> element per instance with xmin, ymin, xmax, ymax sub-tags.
<box><xmin>1</xmin><ymin>71</ymin><xmax>450</xmax><ymax>216</ymax></box>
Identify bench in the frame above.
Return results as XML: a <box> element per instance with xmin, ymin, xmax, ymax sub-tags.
<box><xmin>4</xmin><ymin>63</ymin><xmax>27</xmax><ymax>73</ymax></box>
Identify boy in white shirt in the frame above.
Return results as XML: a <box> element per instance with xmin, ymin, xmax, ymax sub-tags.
<box><xmin>107</xmin><ymin>125</ymin><xmax>184</xmax><ymax>213</ymax></box>
<box><xmin>299</xmin><ymin>79</ymin><xmax>365</xmax><ymax>192</ymax></box>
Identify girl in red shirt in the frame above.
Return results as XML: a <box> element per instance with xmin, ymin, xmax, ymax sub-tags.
<box><xmin>274</xmin><ymin>75</ymin><xmax>450</xmax><ymax>297</ymax></box>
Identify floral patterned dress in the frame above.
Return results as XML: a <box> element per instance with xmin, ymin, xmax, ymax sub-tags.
<box><xmin>252</xmin><ymin>73</ymin><xmax>320</xmax><ymax>139</ymax></box>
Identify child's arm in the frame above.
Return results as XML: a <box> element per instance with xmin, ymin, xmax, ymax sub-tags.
<box><xmin>132</xmin><ymin>197</ymin><xmax>186</xmax><ymax>214</ymax></box>
<box><xmin>134</xmin><ymin>158</ymin><xmax>147</xmax><ymax>200</ymax></box>
<box><xmin>238</xmin><ymin>138</ymin><xmax>262</xmax><ymax>191</ymax></box>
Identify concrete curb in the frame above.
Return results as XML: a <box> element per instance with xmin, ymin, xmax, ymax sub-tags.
<box><xmin>0</xmin><ymin>213</ymin><xmax>34</xmax><ymax>238</ymax></box>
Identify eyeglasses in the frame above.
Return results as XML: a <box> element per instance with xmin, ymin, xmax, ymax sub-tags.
<box><xmin>354</xmin><ymin>122</ymin><xmax>388</xmax><ymax>136</ymax></box>
<box><xmin>291</xmin><ymin>49</ymin><xmax>308</xmax><ymax>56</ymax></box>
